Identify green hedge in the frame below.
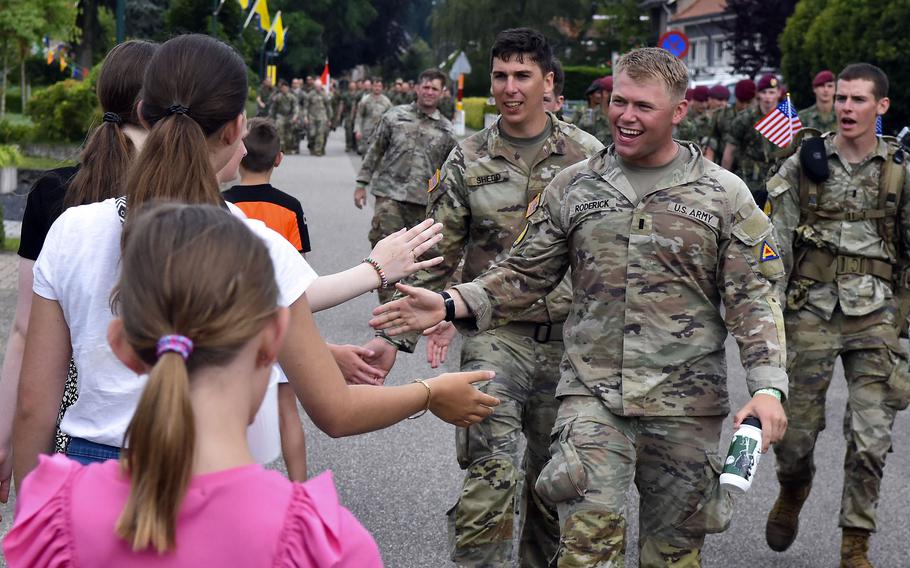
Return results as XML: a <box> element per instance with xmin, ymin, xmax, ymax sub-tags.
<box><xmin>462</xmin><ymin>97</ymin><xmax>487</xmax><ymax>131</ymax></box>
<box><xmin>0</xmin><ymin>144</ymin><xmax>23</xmax><ymax>167</ymax></box>
<box><xmin>2</xmin><ymin>91</ymin><xmax>23</xmax><ymax>114</ymax></box>
<box><xmin>27</xmin><ymin>79</ymin><xmax>98</xmax><ymax>142</ymax></box>
<box><xmin>563</xmin><ymin>65</ymin><xmax>611</xmax><ymax>101</ymax></box>
<box><xmin>0</xmin><ymin>120</ymin><xmax>35</xmax><ymax>144</ymax></box>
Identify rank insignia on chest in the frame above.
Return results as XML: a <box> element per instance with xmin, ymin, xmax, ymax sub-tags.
<box><xmin>760</xmin><ymin>240</ymin><xmax>780</xmax><ymax>262</ymax></box>
<box><xmin>526</xmin><ymin>193</ymin><xmax>541</xmax><ymax>218</ymax></box>
<box><xmin>427</xmin><ymin>169</ymin><xmax>441</xmax><ymax>193</ymax></box>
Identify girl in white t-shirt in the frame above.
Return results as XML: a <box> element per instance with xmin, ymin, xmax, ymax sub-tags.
<box><xmin>11</xmin><ymin>34</ymin><xmax>499</xmax><ymax>489</ymax></box>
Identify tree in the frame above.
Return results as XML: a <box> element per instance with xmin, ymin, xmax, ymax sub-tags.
<box><xmin>0</xmin><ymin>0</ymin><xmax>76</xmax><ymax>115</ymax></box>
<box><xmin>779</xmin><ymin>0</ymin><xmax>910</xmax><ymax>133</ymax></box>
<box><xmin>721</xmin><ymin>0</ymin><xmax>798</xmax><ymax>78</ymax></box>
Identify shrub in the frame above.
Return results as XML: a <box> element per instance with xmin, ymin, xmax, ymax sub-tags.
<box><xmin>462</xmin><ymin>97</ymin><xmax>488</xmax><ymax>131</ymax></box>
<box><xmin>0</xmin><ymin>144</ymin><xmax>24</xmax><ymax>167</ymax></box>
<box><xmin>26</xmin><ymin>79</ymin><xmax>99</xmax><ymax>142</ymax></box>
<box><xmin>0</xmin><ymin>120</ymin><xmax>35</xmax><ymax>144</ymax></box>
<box><xmin>563</xmin><ymin>65</ymin><xmax>611</xmax><ymax>101</ymax></box>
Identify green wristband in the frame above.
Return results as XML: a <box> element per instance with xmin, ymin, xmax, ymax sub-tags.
<box><xmin>754</xmin><ymin>387</ymin><xmax>782</xmax><ymax>401</ymax></box>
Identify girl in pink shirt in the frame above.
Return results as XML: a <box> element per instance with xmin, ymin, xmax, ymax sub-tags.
<box><xmin>4</xmin><ymin>204</ymin><xmax>383</xmax><ymax>567</ymax></box>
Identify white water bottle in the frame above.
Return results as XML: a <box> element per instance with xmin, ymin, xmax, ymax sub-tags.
<box><xmin>719</xmin><ymin>416</ymin><xmax>763</xmax><ymax>493</ymax></box>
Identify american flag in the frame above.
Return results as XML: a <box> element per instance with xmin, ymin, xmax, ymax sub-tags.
<box><xmin>754</xmin><ymin>95</ymin><xmax>803</xmax><ymax>147</ymax></box>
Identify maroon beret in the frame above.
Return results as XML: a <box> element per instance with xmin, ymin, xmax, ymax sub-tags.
<box><xmin>709</xmin><ymin>84</ymin><xmax>730</xmax><ymax>100</ymax></box>
<box><xmin>735</xmin><ymin>79</ymin><xmax>756</xmax><ymax>102</ymax></box>
<box><xmin>599</xmin><ymin>75</ymin><xmax>614</xmax><ymax>91</ymax></box>
<box><xmin>812</xmin><ymin>70</ymin><xmax>835</xmax><ymax>87</ymax></box>
<box><xmin>685</xmin><ymin>88</ymin><xmax>694</xmax><ymax>101</ymax></box>
<box><xmin>692</xmin><ymin>85</ymin><xmax>710</xmax><ymax>102</ymax></box>
<box><xmin>757</xmin><ymin>74</ymin><xmax>779</xmax><ymax>92</ymax></box>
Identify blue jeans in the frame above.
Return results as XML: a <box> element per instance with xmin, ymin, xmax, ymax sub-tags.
<box><xmin>65</xmin><ymin>437</ymin><xmax>121</xmax><ymax>465</ymax></box>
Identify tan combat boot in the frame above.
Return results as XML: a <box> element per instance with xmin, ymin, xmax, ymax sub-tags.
<box><xmin>840</xmin><ymin>528</ymin><xmax>874</xmax><ymax>568</ymax></box>
<box><xmin>765</xmin><ymin>482</ymin><xmax>812</xmax><ymax>551</ymax></box>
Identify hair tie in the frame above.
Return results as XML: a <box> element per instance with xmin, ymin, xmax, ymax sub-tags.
<box><xmin>156</xmin><ymin>335</ymin><xmax>194</xmax><ymax>360</ymax></box>
<box><xmin>102</xmin><ymin>111</ymin><xmax>122</xmax><ymax>125</ymax></box>
<box><xmin>166</xmin><ymin>104</ymin><xmax>190</xmax><ymax>116</ymax></box>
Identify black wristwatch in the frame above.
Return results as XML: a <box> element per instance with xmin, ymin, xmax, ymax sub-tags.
<box><xmin>440</xmin><ymin>291</ymin><xmax>456</xmax><ymax>322</ymax></box>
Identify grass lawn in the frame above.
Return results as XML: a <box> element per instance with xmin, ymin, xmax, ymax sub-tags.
<box><xmin>1</xmin><ymin>112</ymin><xmax>32</xmax><ymax>126</ymax></box>
<box><xmin>3</xmin><ymin>237</ymin><xmax>19</xmax><ymax>253</ymax></box>
<box><xmin>20</xmin><ymin>154</ymin><xmax>76</xmax><ymax>170</ymax></box>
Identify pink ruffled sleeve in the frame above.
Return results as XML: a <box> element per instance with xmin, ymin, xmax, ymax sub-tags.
<box><xmin>2</xmin><ymin>454</ymin><xmax>79</xmax><ymax>568</ymax></box>
<box><xmin>275</xmin><ymin>471</ymin><xmax>383</xmax><ymax>567</ymax></box>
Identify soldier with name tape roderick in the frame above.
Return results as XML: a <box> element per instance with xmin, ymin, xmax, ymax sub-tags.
<box><xmin>371</xmin><ymin>47</ymin><xmax>789</xmax><ymax>567</ymax></box>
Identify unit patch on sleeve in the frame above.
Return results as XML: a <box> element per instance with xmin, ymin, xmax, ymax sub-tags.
<box><xmin>760</xmin><ymin>240</ymin><xmax>780</xmax><ymax>262</ymax></box>
<box><xmin>427</xmin><ymin>168</ymin><xmax>441</xmax><ymax>193</ymax></box>
<box><xmin>666</xmin><ymin>203</ymin><xmax>720</xmax><ymax>229</ymax></box>
<box><xmin>525</xmin><ymin>193</ymin><xmax>541</xmax><ymax>218</ymax></box>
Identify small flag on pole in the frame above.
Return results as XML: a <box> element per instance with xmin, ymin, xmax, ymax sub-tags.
<box><xmin>754</xmin><ymin>94</ymin><xmax>803</xmax><ymax>148</ymax></box>
<box><xmin>59</xmin><ymin>52</ymin><xmax>67</xmax><ymax>72</ymax></box>
<box><xmin>272</xmin><ymin>11</ymin><xmax>286</xmax><ymax>51</ymax></box>
<box><xmin>876</xmin><ymin>115</ymin><xmax>883</xmax><ymax>137</ymax></box>
<box><xmin>320</xmin><ymin>59</ymin><xmax>330</xmax><ymax>93</ymax></box>
<box><xmin>243</xmin><ymin>0</ymin><xmax>270</xmax><ymax>31</ymax></box>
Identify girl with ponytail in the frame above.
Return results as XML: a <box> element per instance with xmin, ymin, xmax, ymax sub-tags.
<box><xmin>5</xmin><ymin>204</ymin><xmax>383</xmax><ymax>566</ymax></box>
<box><xmin>0</xmin><ymin>40</ymin><xmax>157</xmax><ymax>500</ymax></box>
<box><xmin>10</xmin><ymin>34</ymin><xmax>499</xmax><ymax>494</ymax></box>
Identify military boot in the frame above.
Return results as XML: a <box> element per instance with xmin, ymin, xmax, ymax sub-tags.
<box><xmin>765</xmin><ymin>481</ymin><xmax>811</xmax><ymax>551</ymax></box>
<box><xmin>840</xmin><ymin>528</ymin><xmax>874</xmax><ymax>568</ymax></box>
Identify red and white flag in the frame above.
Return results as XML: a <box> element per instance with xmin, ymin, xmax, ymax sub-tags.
<box><xmin>320</xmin><ymin>59</ymin><xmax>330</xmax><ymax>93</ymax></box>
<box><xmin>754</xmin><ymin>94</ymin><xmax>802</xmax><ymax>147</ymax></box>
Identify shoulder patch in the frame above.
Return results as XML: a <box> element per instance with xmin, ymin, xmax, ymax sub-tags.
<box><xmin>760</xmin><ymin>240</ymin><xmax>780</xmax><ymax>262</ymax></box>
<box><xmin>427</xmin><ymin>168</ymin><xmax>441</xmax><ymax>193</ymax></box>
<box><xmin>526</xmin><ymin>193</ymin><xmax>541</xmax><ymax>218</ymax></box>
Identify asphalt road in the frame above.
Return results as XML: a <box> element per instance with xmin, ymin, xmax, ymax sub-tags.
<box><xmin>2</xmin><ymin>129</ymin><xmax>909</xmax><ymax>566</ymax></box>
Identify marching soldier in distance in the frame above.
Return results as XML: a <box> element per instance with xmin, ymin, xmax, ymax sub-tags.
<box><xmin>799</xmin><ymin>70</ymin><xmax>837</xmax><ymax>133</ymax></box>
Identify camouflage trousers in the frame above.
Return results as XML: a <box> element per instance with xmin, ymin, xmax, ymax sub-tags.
<box><xmin>275</xmin><ymin>116</ymin><xmax>297</xmax><ymax>154</ymax></box>
<box><xmin>307</xmin><ymin>118</ymin><xmax>328</xmax><ymax>155</ymax></box>
<box><xmin>344</xmin><ymin>117</ymin><xmax>355</xmax><ymax>151</ymax></box>
<box><xmin>774</xmin><ymin>306</ymin><xmax>910</xmax><ymax>531</ymax></box>
<box><xmin>536</xmin><ymin>396</ymin><xmax>732</xmax><ymax>567</ymax></box>
<box><xmin>448</xmin><ymin>326</ymin><xmax>562</xmax><ymax>567</ymax></box>
<box><xmin>368</xmin><ymin>196</ymin><xmax>427</xmax><ymax>304</ymax></box>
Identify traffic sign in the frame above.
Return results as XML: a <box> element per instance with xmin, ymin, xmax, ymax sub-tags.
<box><xmin>658</xmin><ymin>30</ymin><xmax>690</xmax><ymax>59</ymax></box>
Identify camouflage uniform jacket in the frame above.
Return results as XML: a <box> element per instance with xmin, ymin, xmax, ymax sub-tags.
<box><xmin>268</xmin><ymin>91</ymin><xmax>298</xmax><ymax>120</ymax></box>
<box><xmin>726</xmin><ymin>106</ymin><xmax>779</xmax><ymax>192</ymax></box>
<box><xmin>591</xmin><ymin>109</ymin><xmax>613</xmax><ymax>147</ymax></box>
<box><xmin>438</xmin><ymin>95</ymin><xmax>455</xmax><ymax>120</ymax></box>
<box><xmin>389</xmin><ymin>113</ymin><xmax>603</xmax><ymax>352</ymax></box>
<box><xmin>453</xmin><ymin>143</ymin><xmax>789</xmax><ymax>416</ymax></box>
<box><xmin>767</xmin><ymin>133</ymin><xmax>910</xmax><ymax>319</ymax></box>
<box><xmin>708</xmin><ymin>105</ymin><xmax>737</xmax><ymax>154</ymax></box>
<box><xmin>356</xmin><ymin>103</ymin><xmax>457</xmax><ymax>205</ymax></box>
<box><xmin>798</xmin><ymin>103</ymin><xmax>837</xmax><ymax>134</ymax></box>
<box><xmin>302</xmin><ymin>88</ymin><xmax>331</xmax><ymax>122</ymax></box>
<box><xmin>355</xmin><ymin>93</ymin><xmax>393</xmax><ymax>136</ymax></box>
<box><xmin>340</xmin><ymin>91</ymin><xmax>358</xmax><ymax>122</ymax></box>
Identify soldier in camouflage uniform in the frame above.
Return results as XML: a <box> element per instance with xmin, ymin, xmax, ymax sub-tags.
<box><xmin>576</xmin><ymin>80</ymin><xmax>603</xmax><ymax>136</ymax></box>
<box><xmin>766</xmin><ymin>63</ymin><xmax>910</xmax><ymax>568</ymax></box>
<box><xmin>439</xmin><ymin>87</ymin><xmax>456</xmax><ymax>121</ymax></box>
<box><xmin>372</xmin><ymin>48</ymin><xmax>788</xmax><ymax>567</ymax></box>
<box><xmin>256</xmin><ymin>78</ymin><xmax>274</xmax><ymax>117</ymax></box>
<box><xmin>702</xmin><ymin>84</ymin><xmax>729</xmax><ymax>162</ymax></box>
<box><xmin>302</xmin><ymin>79</ymin><xmax>332</xmax><ymax>156</ymax></box>
<box><xmin>799</xmin><ymin>69</ymin><xmax>837</xmax><ymax>133</ymax></box>
<box><xmin>355</xmin><ymin>78</ymin><xmax>393</xmax><ymax>155</ymax></box>
<box><xmin>268</xmin><ymin>80</ymin><xmax>299</xmax><ymax>153</ymax></box>
<box><xmin>336</xmin><ymin>80</ymin><xmax>358</xmax><ymax>151</ymax></box>
<box><xmin>354</xmin><ymin>69</ymin><xmax>458</xmax><ymax>303</ymax></box>
<box><xmin>708</xmin><ymin>79</ymin><xmax>755</xmax><ymax>169</ymax></box>
<box><xmin>722</xmin><ymin>74</ymin><xmax>782</xmax><ymax>209</ymax></box>
<box><xmin>676</xmin><ymin>85</ymin><xmax>713</xmax><ymax>151</ymax></box>
<box><xmin>368</xmin><ymin>29</ymin><xmax>603</xmax><ymax>567</ymax></box>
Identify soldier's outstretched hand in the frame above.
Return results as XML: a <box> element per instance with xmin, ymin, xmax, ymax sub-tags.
<box><xmin>370</xmin><ymin>283</ymin><xmax>445</xmax><ymax>335</ymax></box>
<box><xmin>425</xmin><ymin>321</ymin><xmax>456</xmax><ymax>368</ymax></box>
<box><xmin>733</xmin><ymin>393</ymin><xmax>788</xmax><ymax>453</ymax></box>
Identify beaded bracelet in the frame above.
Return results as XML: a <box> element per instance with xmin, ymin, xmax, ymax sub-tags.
<box><xmin>754</xmin><ymin>387</ymin><xmax>782</xmax><ymax>401</ymax></box>
<box><xmin>408</xmin><ymin>379</ymin><xmax>432</xmax><ymax>419</ymax></box>
<box><xmin>363</xmin><ymin>257</ymin><xmax>390</xmax><ymax>288</ymax></box>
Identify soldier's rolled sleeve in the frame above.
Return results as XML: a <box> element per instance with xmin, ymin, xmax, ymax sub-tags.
<box><xmin>450</xmin><ymin>282</ymin><xmax>492</xmax><ymax>332</ymax></box>
<box><xmin>720</xmin><ymin>184</ymin><xmax>789</xmax><ymax>399</ymax></box>
<box><xmin>356</xmin><ymin>116</ymin><xmax>390</xmax><ymax>186</ymax></box>
<box><xmin>381</xmin><ymin>146</ymin><xmax>470</xmax><ymax>352</ymax></box>
<box><xmin>456</xmin><ymin>182</ymin><xmax>571</xmax><ymax>333</ymax></box>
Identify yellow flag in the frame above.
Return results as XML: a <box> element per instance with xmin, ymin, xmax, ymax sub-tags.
<box><xmin>254</xmin><ymin>0</ymin><xmax>270</xmax><ymax>32</ymax></box>
<box><xmin>59</xmin><ymin>52</ymin><xmax>67</xmax><ymax>71</ymax></box>
<box><xmin>238</xmin><ymin>0</ymin><xmax>249</xmax><ymax>9</ymax></box>
<box><xmin>273</xmin><ymin>12</ymin><xmax>286</xmax><ymax>52</ymax></box>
